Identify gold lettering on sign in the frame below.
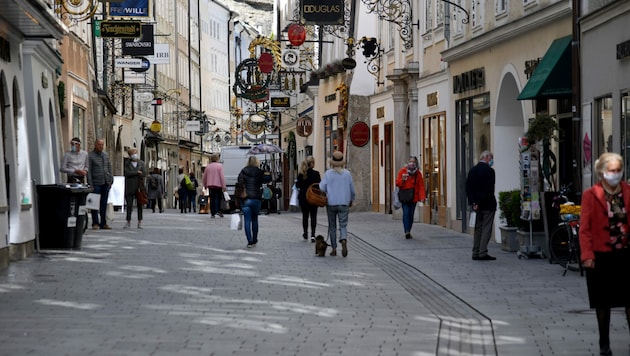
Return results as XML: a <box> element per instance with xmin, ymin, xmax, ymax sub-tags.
<box><xmin>427</xmin><ymin>92</ymin><xmax>438</xmax><ymax>107</ymax></box>
<box><xmin>376</xmin><ymin>107</ymin><xmax>384</xmax><ymax>119</ymax></box>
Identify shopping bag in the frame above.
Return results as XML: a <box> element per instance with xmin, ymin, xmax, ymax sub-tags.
<box><xmin>230</xmin><ymin>213</ymin><xmax>241</xmax><ymax>230</ymax></box>
<box><xmin>106</xmin><ymin>202</ymin><xmax>115</xmax><ymax>222</ymax></box>
<box><xmin>223</xmin><ymin>191</ymin><xmax>231</xmax><ymax>201</ymax></box>
<box><xmin>468</xmin><ymin>211</ymin><xmax>477</xmax><ymax>228</ymax></box>
<box><xmin>392</xmin><ymin>187</ymin><xmax>401</xmax><ymax>210</ymax></box>
<box><xmin>289</xmin><ymin>185</ymin><xmax>299</xmax><ymax>207</ymax></box>
<box><xmin>85</xmin><ymin>193</ymin><xmax>101</xmax><ymax>211</ymax></box>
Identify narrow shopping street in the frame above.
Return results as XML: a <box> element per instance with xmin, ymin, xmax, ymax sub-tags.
<box><xmin>0</xmin><ymin>209</ymin><xmax>620</xmax><ymax>355</ymax></box>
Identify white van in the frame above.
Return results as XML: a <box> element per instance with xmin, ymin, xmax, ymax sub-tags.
<box><xmin>220</xmin><ymin>146</ymin><xmax>265</xmax><ymax>210</ymax></box>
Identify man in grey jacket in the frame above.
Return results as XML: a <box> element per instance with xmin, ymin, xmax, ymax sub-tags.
<box><xmin>87</xmin><ymin>139</ymin><xmax>113</xmax><ymax>230</ymax></box>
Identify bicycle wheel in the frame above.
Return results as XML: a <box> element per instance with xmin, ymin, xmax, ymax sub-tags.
<box><xmin>549</xmin><ymin>225</ymin><xmax>580</xmax><ymax>271</ymax></box>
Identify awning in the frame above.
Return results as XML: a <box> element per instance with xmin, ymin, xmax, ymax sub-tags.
<box><xmin>517</xmin><ymin>35</ymin><xmax>572</xmax><ymax>100</ymax></box>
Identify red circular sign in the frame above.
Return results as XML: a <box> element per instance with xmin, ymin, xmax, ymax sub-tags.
<box><xmin>296</xmin><ymin>117</ymin><xmax>313</xmax><ymax>137</ymax></box>
<box><xmin>350</xmin><ymin>121</ymin><xmax>370</xmax><ymax>147</ymax></box>
<box><xmin>258</xmin><ymin>53</ymin><xmax>274</xmax><ymax>73</ymax></box>
<box><xmin>288</xmin><ymin>24</ymin><xmax>306</xmax><ymax>47</ymax></box>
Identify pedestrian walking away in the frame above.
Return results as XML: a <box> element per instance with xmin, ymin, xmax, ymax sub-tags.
<box><xmin>87</xmin><ymin>138</ymin><xmax>114</xmax><ymax>230</ymax></box>
<box><xmin>237</xmin><ymin>156</ymin><xmax>272</xmax><ymax>248</ymax></box>
<box><xmin>123</xmin><ymin>148</ymin><xmax>146</xmax><ymax>229</ymax></box>
<box><xmin>465</xmin><ymin>150</ymin><xmax>497</xmax><ymax>261</ymax></box>
<box><xmin>147</xmin><ymin>167</ymin><xmax>164</xmax><ymax>213</ymax></box>
<box><xmin>296</xmin><ymin>155</ymin><xmax>321</xmax><ymax>242</ymax></box>
<box><xmin>202</xmin><ymin>153</ymin><xmax>226</xmax><ymax>218</ymax></box>
<box><xmin>319</xmin><ymin>151</ymin><xmax>355</xmax><ymax>257</ymax></box>
<box><xmin>395</xmin><ymin>156</ymin><xmax>426</xmax><ymax>239</ymax></box>
<box><xmin>188</xmin><ymin>172</ymin><xmax>199</xmax><ymax>213</ymax></box>
<box><xmin>579</xmin><ymin>152</ymin><xmax>630</xmax><ymax>356</ymax></box>
<box><xmin>177</xmin><ymin>168</ymin><xmax>190</xmax><ymax>214</ymax></box>
<box><xmin>60</xmin><ymin>137</ymin><xmax>88</xmax><ymax>184</ymax></box>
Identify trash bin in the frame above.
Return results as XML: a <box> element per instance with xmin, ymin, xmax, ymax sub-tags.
<box><xmin>36</xmin><ymin>184</ymin><xmax>92</xmax><ymax>249</ymax></box>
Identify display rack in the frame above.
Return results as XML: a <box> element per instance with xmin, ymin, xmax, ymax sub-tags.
<box><xmin>516</xmin><ymin>139</ymin><xmax>544</xmax><ymax>259</ymax></box>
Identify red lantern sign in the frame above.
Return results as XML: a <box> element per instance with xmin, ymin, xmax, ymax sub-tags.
<box><xmin>258</xmin><ymin>52</ymin><xmax>274</xmax><ymax>73</ymax></box>
<box><xmin>287</xmin><ymin>24</ymin><xmax>306</xmax><ymax>47</ymax></box>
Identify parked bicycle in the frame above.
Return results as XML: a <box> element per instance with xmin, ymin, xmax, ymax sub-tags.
<box><xmin>547</xmin><ymin>184</ymin><xmax>583</xmax><ymax>276</ymax></box>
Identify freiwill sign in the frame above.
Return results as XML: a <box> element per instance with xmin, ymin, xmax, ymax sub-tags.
<box><xmin>300</xmin><ymin>0</ymin><xmax>344</xmax><ymax>25</ymax></box>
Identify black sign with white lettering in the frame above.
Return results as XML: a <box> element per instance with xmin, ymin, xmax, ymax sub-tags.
<box><xmin>300</xmin><ymin>0</ymin><xmax>344</xmax><ymax>25</ymax></box>
<box><xmin>122</xmin><ymin>25</ymin><xmax>154</xmax><ymax>56</ymax></box>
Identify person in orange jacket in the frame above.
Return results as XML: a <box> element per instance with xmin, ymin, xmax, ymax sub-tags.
<box><xmin>579</xmin><ymin>152</ymin><xmax>630</xmax><ymax>356</ymax></box>
<box><xmin>395</xmin><ymin>156</ymin><xmax>426</xmax><ymax>239</ymax></box>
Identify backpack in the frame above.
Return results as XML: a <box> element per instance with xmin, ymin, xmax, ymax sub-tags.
<box><xmin>149</xmin><ymin>175</ymin><xmax>159</xmax><ymax>189</ymax></box>
<box><xmin>262</xmin><ymin>186</ymin><xmax>273</xmax><ymax>200</ymax></box>
<box><xmin>181</xmin><ymin>175</ymin><xmax>194</xmax><ymax>191</ymax></box>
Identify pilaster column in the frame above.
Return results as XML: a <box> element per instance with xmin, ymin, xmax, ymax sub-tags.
<box><xmin>387</xmin><ymin>70</ymin><xmax>410</xmax><ymax>164</ymax></box>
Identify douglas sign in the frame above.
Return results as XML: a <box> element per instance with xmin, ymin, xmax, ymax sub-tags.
<box><xmin>301</xmin><ymin>0</ymin><xmax>344</xmax><ymax>25</ymax></box>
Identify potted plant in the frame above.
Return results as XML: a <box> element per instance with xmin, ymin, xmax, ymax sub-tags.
<box><xmin>498</xmin><ymin>189</ymin><xmax>521</xmax><ymax>251</ymax></box>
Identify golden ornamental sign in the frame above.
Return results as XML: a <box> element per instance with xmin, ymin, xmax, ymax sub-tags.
<box><xmin>244</xmin><ymin>118</ymin><xmax>265</xmax><ymax>136</ymax></box>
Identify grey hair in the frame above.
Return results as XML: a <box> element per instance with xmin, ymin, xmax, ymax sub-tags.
<box><xmin>479</xmin><ymin>150</ymin><xmax>493</xmax><ymax>160</ymax></box>
<box><xmin>594</xmin><ymin>152</ymin><xmax>624</xmax><ymax>176</ymax></box>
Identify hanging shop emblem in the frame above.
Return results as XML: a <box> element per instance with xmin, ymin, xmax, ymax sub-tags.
<box><xmin>244</xmin><ymin>118</ymin><xmax>266</xmax><ymax>136</ymax></box>
<box><xmin>295</xmin><ymin>117</ymin><xmax>313</xmax><ymax>137</ymax></box>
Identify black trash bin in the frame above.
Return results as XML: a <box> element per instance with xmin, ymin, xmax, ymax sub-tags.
<box><xmin>36</xmin><ymin>184</ymin><xmax>92</xmax><ymax>249</ymax></box>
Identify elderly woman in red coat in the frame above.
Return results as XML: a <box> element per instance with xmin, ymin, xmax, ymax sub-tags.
<box><xmin>579</xmin><ymin>152</ymin><xmax>630</xmax><ymax>356</ymax></box>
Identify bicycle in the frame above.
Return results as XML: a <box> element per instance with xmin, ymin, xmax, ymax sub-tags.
<box><xmin>548</xmin><ymin>215</ymin><xmax>582</xmax><ymax>276</ymax></box>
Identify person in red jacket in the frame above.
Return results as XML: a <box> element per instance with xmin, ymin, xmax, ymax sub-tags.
<box><xmin>579</xmin><ymin>152</ymin><xmax>630</xmax><ymax>356</ymax></box>
<box><xmin>395</xmin><ymin>156</ymin><xmax>426</xmax><ymax>239</ymax></box>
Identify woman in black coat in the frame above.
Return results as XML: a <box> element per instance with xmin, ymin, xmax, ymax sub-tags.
<box><xmin>296</xmin><ymin>156</ymin><xmax>321</xmax><ymax>242</ymax></box>
<box><xmin>237</xmin><ymin>156</ymin><xmax>272</xmax><ymax>248</ymax></box>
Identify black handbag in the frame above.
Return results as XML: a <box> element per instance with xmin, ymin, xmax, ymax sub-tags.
<box><xmin>398</xmin><ymin>189</ymin><xmax>414</xmax><ymax>203</ymax></box>
<box><xmin>198</xmin><ymin>195</ymin><xmax>208</xmax><ymax>205</ymax></box>
<box><xmin>398</xmin><ymin>174</ymin><xmax>416</xmax><ymax>203</ymax></box>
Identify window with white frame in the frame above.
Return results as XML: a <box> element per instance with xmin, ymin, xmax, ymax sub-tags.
<box><xmin>453</xmin><ymin>0</ymin><xmax>464</xmax><ymax>35</ymax></box>
<box><xmin>495</xmin><ymin>0</ymin><xmax>507</xmax><ymax>14</ymax></box>
<box><xmin>425</xmin><ymin>0</ymin><xmax>433</xmax><ymax>32</ymax></box>
<box><xmin>436</xmin><ymin>1</ymin><xmax>444</xmax><ymax>26</ymax></box>
<box><xmin>472</xmin><ymin>0</ymin><xmax>483</xmax><ymax>28</ymax></box>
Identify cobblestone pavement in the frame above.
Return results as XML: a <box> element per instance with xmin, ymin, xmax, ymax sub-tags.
<box><xmin>0</xmin><ymin>209</ymin><xmax>626</xmax><ymax>355</ymax></box>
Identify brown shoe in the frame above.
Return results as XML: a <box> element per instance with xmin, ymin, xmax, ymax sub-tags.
<box><xmin>100</xmin><ymin>225</ymin><xmax>112</xmax><ymax>230</ymax></box>
<box><xmin>341</xmin><ymin>240</ymin><xmax>348</xmax><ymax>257</ymax></box>
<box><xmin>92</xmin><ymin>224</ymin><xmax>100</xmax><ymax>230</ymax></box>
<box><xmin>330</xmin><ymin>249</ymin><xmax>337</xmax><ymax>256</ymax></box>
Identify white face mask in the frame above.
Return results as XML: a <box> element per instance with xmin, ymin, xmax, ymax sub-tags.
<box><xmin>603</xmin><ymin>172</ymin><xmax>623</xmax><ymax>186</ymax></box>
<box><xmin>130</xmin><ymin>154</ymin><xmax>138</xmax><ymax>161</ymax></box>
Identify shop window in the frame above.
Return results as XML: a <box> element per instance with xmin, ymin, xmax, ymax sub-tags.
<box><xmin>622</xmin><ymin>93</ymin><xmax>630</xmax><ymax>179</ymax></box>
<box><xmin>72</xmin><ymin>104</ymin><xmax>85</xmax><ymax>140</ymax></box>
<box><xmin>323</xmin><ymin>114</ymin><xmax>340</xmax><ymax>161</ymax></box>
<box><xmin>596</xmin><ymin>96</ymin><xmax>613</xmax><ymax>155</ymax></box>
<box><xmin>455</xmin><ymin>93</ymin><xmax>490</xmax><ymax>221</ymax></box>
<box><xmin>422</xmin><ymin>112</ymin><xmax>447</xmax><ymax>215</ymax></box>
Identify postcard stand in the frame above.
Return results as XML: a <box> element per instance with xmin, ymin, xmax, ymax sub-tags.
<box><xmin>516</xmin><ymin>140</ymin><xmax>544</xmax><ymax>259</ymax></box>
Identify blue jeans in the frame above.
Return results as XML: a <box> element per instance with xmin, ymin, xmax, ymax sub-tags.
<box><xmin>91</xmin><ymin>183</ymin><xmax>110</xmax><ymax>228</ymax></box>
<box><xmin>402</xmin><ymin>202</ymin><xmax>417</xmax><ymax>233</ymax></box>
<box><xmin>241</xmin><ymin>199</ymin><xmax>262</xmax><ymax>244</ymax></box>
<box><xmin>326</xmin><ymin>205</ymin><xmax>349</xmax><ymax>249</ymax></box>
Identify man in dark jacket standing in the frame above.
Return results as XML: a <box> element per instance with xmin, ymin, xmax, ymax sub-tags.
<box><xmin>466</xmin><ymin>150</ymin><xmax>497</xmax><ymax>261</ymax></box>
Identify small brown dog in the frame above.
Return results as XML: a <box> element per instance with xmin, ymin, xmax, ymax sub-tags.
<box><xmin>315</xmin><ymin>235</ymin><xmax>327</xmax><ymax>257</ymax></box>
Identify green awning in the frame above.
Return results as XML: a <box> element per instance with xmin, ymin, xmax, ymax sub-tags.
<box><xmin>517</xmin><ymin>35</ymin><xmax>572</xmax><ymax>100</ymax></box>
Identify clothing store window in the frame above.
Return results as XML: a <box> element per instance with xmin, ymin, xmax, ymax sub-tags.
<box><xmin>323</xmin><ymin>114</ymin><xmax>341</xmax><ymax>162</ymax></box>
<box><xmin>72</xmin><ymin>104</ymin><xmax>85</xmax><ymax>140</ymax></box>
<box><xmin>455</xmin><ymin>93</ymin><xmax>491</xmax><ymax>222</ymax></box>
<box><xmin>422</xmin><ymin>112</ymin><xmax>447</xmax><ymax>224</ymax></box>
<box><xmin>622</xmin><ymin>93</ymin><xmax>630</xmax><ymax>178</ymax></box>
<box><xmin>596</xmin><ymin>96</ymin><xmax>613</xmax><ymax>155</ymax></box>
